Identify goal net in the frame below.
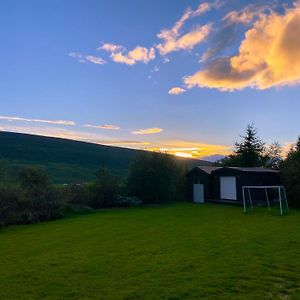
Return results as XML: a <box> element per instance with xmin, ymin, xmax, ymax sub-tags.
<box><xmin>242</xmin><ymin>186</ymin><xmax>289</xmax><ymax>215</ymax></box>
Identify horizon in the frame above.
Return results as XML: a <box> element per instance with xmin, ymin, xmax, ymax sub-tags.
<box><xmin>1</xmin><ymin>0</ymin><xmax>300</xmax><ymax>159</ymax></box>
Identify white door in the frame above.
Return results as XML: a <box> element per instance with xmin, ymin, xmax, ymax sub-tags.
<box><xmin>220</xmin><ymin>176</ymin><xmax>237</xmax><ymax>200</ymax></box>
<box><xmin>193</xmin><ymin>183</ymin><xmax>204</xmax><ymax>203</ymax></box>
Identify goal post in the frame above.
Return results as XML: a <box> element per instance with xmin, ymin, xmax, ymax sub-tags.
<box><xmin>242</xmin><ymin>186</ymin><xmax>289</xmax><ymax>215</ymax></box>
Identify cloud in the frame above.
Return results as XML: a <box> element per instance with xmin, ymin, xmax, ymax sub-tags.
<box><xmin>99</xmin><ymin>43</ymin><xmax>155</xmax><ymax>65</ymax></box>
<box><xmin>110</xmin><ymin>52</ymin><xmax>136</xmax><ymax>65</ymax></box>
<box><xmin>85</xmin><ymin>55</ymin><xmax>106</xmax><ymax>65</ymax></box>
<box><xmin>128</xmin><ymin>46</ymin><xmax>155</xmax><ymax>63</ymax></box>
<box><xmin>184</xmin><ymin>4</ymin><xmax>300</xmax><ymax>91</ymax></box>
<box><xmin>223</xmin><ymin>10</ymin><xmax>256</xmax><ymax>25</ymax></box>
<box><xmin>132</xmin><ymin>127</ymin><xmax>163</xmax><ymax>135</ymax></box>
<box><xmin>69</xmin><ymin>52</ymin><xmax>106</xmax><ymax>65</ymax></box>
<box><xmin>84</xmin><ymin>124</ymin><xmax>120</xmax><ymax>130</ymax></box>
<box><xmin>157</xmin><ymin>17</ymin><xmax>212</xmax><ymax>56</ymax></box>
<box><xmin>0</xmin><ymin>115</ymin><xmax>75</xmax><ymax>126</ymax></box>
<box><xmin>146</xmin><ymin>139</ymin><xmax>231</xmax><ymax>159</ymax></box>
<box><xmin>99</xmin><ymin>43</ymin><xmax>125</xmax><ymax>53</ymax></box>
<box><xmin>193</xmin><ymin>2</ymin><xmax>211</xmax><ymax>16</ymax></box>
<box><xmin>112</xmin><ymin>46</ymin><xmax>155</xmax><ymax>65</ymax></box>
<box><xmin>168</xmin><ymin>87</ymin><xmax>186</xmax><ymax>95</ymax></box>
<box><xmin>156</xmin><ymin>1</ymin><xmax>219</xmax><ymax>56</ymax></box>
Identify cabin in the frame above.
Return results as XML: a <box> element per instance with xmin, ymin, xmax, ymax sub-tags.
<box><xmin>187</xmin><ymin>166</ymin><xmax>281</xmax><ymax>205</ymax></box>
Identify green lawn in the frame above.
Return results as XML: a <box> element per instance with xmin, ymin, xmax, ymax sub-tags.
<box><xmin>0</xmin><ymin>203</ymin><xmax>300</xmax><ymax>300</ymax></box>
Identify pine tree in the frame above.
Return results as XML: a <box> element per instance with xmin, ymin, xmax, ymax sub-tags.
<box><xmin>295</xmin><ymin>136</ymin><xmax>300</xmax><ymax>152</ymax></box>
<box><xmin>233</xmin><ymin>124</ymin><xmax>265</xmax><ymax>167</ymax></box>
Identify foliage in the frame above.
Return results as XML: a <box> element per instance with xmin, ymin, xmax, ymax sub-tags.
<box><xmin>61</xmin><ymin>169</ymin><xmax>126</xmax><ymax>209</ymax></box>
<box><xmin>128</xmin><ymin>152</ymin><xmax>185</xmax><ymax>204</ymax></box>
<box><xmin>0</xmin><ymin>167</ymin><xmax>63</xmax><ymax>227</ymax></box>
<box><xmin>280</xmin><ymin>137</ymin><xmax>300</xmax><ymax>207</ymax></box>
<box><xmin>0</xmin><ymin>185</ymin><xmax>20</xmax><ymax>227</ymax></box>
<box><xmin>88</xmin><ymin>168</ymin><xmax>123</xmax><ymax>208</ymax></box>
<box><xmin>265</xmin><ymin>141</ymin><xmax>282</xmax><ymax>169</ymax></box>
<box><xmin>113</xmin><ymin>195</ymin><xmax>142</xmax><ymax>207</ymax></box>
<box><xmin>0</xmin><ymin>203</ymin><xmax>300</xmax><ymax>299</ymax></box>
<box><xmin>218</xmin><ymin>124</ymin><xmax>266</xmax><ymax>167</ymax></box>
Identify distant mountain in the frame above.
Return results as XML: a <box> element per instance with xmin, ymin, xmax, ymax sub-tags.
<box><xmin>200</xmin><ymin>154</ymin><xmax>226</xmax><ymax>162</ymax></box>
<box><xmin>0</xmin><ymin>131</ymin><xmax>211</xmax><ymax>183</ymax></box>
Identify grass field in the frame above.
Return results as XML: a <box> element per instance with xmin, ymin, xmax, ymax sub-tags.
<box><xmin>0</xmin><ymin>203</ymin><xmax>300</xmax><ymax>299</ymax></box>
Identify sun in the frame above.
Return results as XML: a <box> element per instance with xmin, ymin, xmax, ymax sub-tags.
<box><xmin>174</xmin><ymin>152</ymin><xmax>193</xmax><ymax>158</ymax></box>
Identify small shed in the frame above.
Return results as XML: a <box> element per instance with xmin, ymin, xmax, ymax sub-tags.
<box><xmin>187</xmin><ymin>166</ymin><xmax>281</xmax><ymax>204</ymax></box>
<box><xmin>186</xmin><ymin>166</ymin><xmax>221</xmax><ymax>203</ymax></box>
<box><xmin>212</xmin><ymin>167</ymin><xmax>281</xmax><ymax>203</ymax></box>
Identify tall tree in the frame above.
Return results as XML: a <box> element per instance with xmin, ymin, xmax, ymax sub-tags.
<box><xmin>218</xmin><ymin>124</ymin><xmax>265</xmax><ymax>167</ymax></box>
<box><xmin>128</xmin><ymin>152</ymin><xmax>185</xmax><ymax>204</ymax></box>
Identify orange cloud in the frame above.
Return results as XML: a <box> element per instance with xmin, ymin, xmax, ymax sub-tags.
<box><xmin>185</xmin><ymin>4</ymin><xmax>300</xmax><ymax>91</ymax></box>
<box><xmin>99</xmin><ymin>43</ymin><xmax>125</xmax><ymax>53</ymax></box>
<box><xmin>100</xmin><ymin>43</ymin><xmax>155</xmax><ymax>65</ymax></box>
<box><xmin>157</xmin><ymin>23</ymin><xmax>211</xmax><ymax>56</ymax></box>
<box><xmin>156</xmin><ymin>1</ymin><xmax>214</xmax><ymax>56</ymax></box>
<box><xmin>168</xmin><ymin>87</ymin><xmax>186</xmax><ymax>95</ymax></box>
<box><xmin>132</xmin><ymin>128</ymin><xmax>163</xmax><ymax>135</ymax></box>
<box><xmin>111</xmin><ymin>52</ymin><xmax>136</xmax><ymax>65</ymax></box>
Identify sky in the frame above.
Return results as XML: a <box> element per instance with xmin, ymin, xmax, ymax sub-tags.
<box><xmin>1</xmin><ymin>0</ymin><xmax>300</xmax><ymax>159</ymax></box>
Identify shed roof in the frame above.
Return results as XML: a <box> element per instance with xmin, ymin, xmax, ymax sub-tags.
<box><xmin>196</xmin><ymin>166</ymin><xmax>222</xmax><ymax>174</ymax></box>
<box><xmin>222</xmin><ymin>167</ymin><xmax>279</xmax><ymax>173</ymax></box>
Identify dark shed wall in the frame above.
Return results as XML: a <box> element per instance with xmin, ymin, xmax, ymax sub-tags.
<box><xmin>212</xmin><ymin>168</ymin><xmax>281</xmax><ymax>202</ymax></box>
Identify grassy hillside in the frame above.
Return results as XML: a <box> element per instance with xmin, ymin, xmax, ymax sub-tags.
<box><xmin>0</xmin><ymin>203</ymin><xmax>299</xmax><ymax>299</ymax></box>
<box><xmin>0</xmin><ymin>132</ymin><xmax>210</xmax><ymax>183</ymax></box>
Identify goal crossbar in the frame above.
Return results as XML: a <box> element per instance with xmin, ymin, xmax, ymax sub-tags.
<box><xmin>242</xmin><ymin>185</ymin><xmax>288</xmax><ymax>215</ymax></box>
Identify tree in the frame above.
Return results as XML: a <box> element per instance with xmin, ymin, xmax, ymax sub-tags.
<box><xmin>128</xmin><ymin>152</ymin><xmax>185</xmax><ymax>204</ymax></box>
<box><xmin>280</xmin><ymin>136</ymin><xmax>300</xmax><ymax>207</ymax></box>
<box><xmin>88</xmin><ymin>168</ymin><xmax>121</xmax><ymax>208</ymax></box>
<box><xmin>218</xmin><ymin>124</ymin><xmax>265</xmax><ymax>167</ymax></box>
<box><xmin>18</xmin><ymin>166</ymin><xmax>50</xmax><ymax>191</ymax></box>
<box><xmin>17</xmin><ymin>167</ymin><xmax>62</xmax><ymax>222</ymax></box>
<box><xmin>265</xmin><ymin>141</ymin><xmax>282</xmax><ymax>169</ymax></box>
<box><xmin>296</xmin><ymin>136</ymin><xmax>300</xmax><ymax>152</ymax></box>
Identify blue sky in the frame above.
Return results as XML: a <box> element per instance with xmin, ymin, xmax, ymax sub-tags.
<box><xmin>1</xmin><ymin>0</ymin><xmax>300</xmax><ymax>159</ymax></box>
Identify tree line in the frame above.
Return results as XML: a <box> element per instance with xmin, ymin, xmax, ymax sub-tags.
<box><xmin>0</xmin><ymin>152</ymin><xmax>186</xmax><ymax>227</ymax></box>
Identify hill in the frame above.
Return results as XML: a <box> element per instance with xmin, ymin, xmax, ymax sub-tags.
<box><xmin>0</xmin><ymin>131</ymin><xmax>210</xmax><ymax>183</ymax></box>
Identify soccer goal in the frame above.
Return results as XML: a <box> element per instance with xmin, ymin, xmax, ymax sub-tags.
<box><xmin>242</xmin><ymin>186</ymin><xmax>289</xmax><ymax>215</ymax></box>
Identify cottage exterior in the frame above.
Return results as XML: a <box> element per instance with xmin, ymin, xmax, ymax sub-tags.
<box><xmin>187</xmin><ymin>166</ymin><xmax>281</xmax><ymax>205</ymax></box>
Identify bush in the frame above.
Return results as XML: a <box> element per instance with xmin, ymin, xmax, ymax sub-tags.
<box><xmin>0</xmin><ymin>167</ymin><xmax>65</xmax><ymax>227</ymax></box>
<box><xmin>0</xmin><ymin>185</ymin><xmax>20</xmax><ymax>227</ymax></box>
<box><xmin>62</xmin><ymin>169</ymin><xmax>124</xmax><ymax>209</ymax></box>
<box><xmin>62</xmin><ymin>183</ymin><xmax>91</xmax><ymax>207</ymax></box>
<box><xmin>128</xmin><ymin>152</ymin><xmax>185</xmax><ymax>204</ymax></box>
<box><xmin>88</xmin><ymin>168</ymin><xmax>122</xmax><ymax>208</ymax></box>
<box><xmin>113</xmin><ymin>196</ymin><xmax>142</xmax><ymax>207</ymax></box>
<box><xmin>280</xmin><ymin>139</ymin><xmax>300</xmax><ymax>207</ymax></box>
